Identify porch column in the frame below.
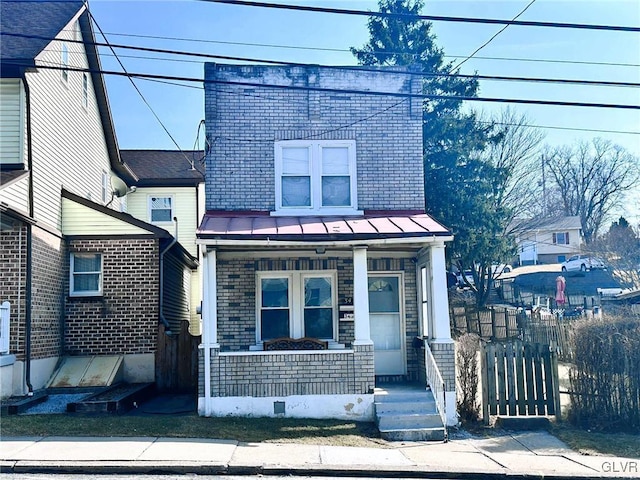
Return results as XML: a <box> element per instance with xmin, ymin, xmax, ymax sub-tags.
<box><xmin>200</xmin><ymin>247</ymin><xmax>219</xmax><ymax>417</ymax></box>
<box><xmin>429</xmin><ymin>242</ymin><xmax>452</xmax><ymax>341</ymax></box>
<box><xmin>352</xmin><ymin>246</ymin><xmax>372</xmax><ymax>345</ymax></box>
<box><xmin>202</xmin><ymin>248</ymin><xmax>219</xmax><ymax>347</ymax></box>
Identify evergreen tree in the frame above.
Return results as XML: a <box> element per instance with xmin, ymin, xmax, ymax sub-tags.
<box><xmin>352</xmin><ymin>0</ymin><xmax>513</xmax><ymax>306</ymax></box>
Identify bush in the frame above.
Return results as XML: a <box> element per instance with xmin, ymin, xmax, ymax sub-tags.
<box><xmin>456</xmin><ymin>333</ymin><xmax>481</xmax><ymax>423</ymax></box>
<box><xmin>568</xmin><ymin>315</ymin><xmax>640</xmax><ymax>432</ymax></box>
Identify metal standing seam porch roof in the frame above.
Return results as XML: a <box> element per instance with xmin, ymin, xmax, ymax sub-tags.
<box><xmin>197</xmin><ymin>212</ymin><xmax>452</xmax><ymax>244</ymax></box>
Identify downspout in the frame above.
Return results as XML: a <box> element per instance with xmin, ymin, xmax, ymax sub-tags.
<box><xmin>23</xmin><ymin>75</ymin><xmax>34</xmax><ymax>395</ymax></box>
<box><xmin>159</xmin><ymin>217</ymin><xmax>178</xmax><ymax>335</ymax></box>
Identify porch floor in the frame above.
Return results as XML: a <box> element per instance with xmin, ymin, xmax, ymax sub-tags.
<box><xmin>374</xmin><ymin>381</ymin><xmax>430</xmax><ymax>395</ymax></box>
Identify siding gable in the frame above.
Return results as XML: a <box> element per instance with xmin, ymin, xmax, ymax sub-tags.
<box><xmin>62</xmin><ymin>196</ymin><xmax>150</xmax><ymax>236</ymax></box>
<box><xmin>0</xmin><ymin>79</ymin><xmax>25</xmax><ymax>167</ymax></box>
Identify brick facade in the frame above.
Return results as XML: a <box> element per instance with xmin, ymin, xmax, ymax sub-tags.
<box><xmin>64</xmin><ymin>238</ymin><xmax>159</xmax><ymax>355</ymax></box>
<box><xmin>0</xmin><ymin>222</ymin><xmax>27</xmax><ymax>359</ymax></box>
<box><xmin>204</xmin><ymin>64</ymin><xmax>424</xmax><ymax>212</ymax></box>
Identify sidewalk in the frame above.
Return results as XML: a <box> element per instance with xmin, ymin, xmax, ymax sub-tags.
<box><xmin>1</xmin><ymin>430</ymin><xmax>638</xmax><ymax>478</ymax></box>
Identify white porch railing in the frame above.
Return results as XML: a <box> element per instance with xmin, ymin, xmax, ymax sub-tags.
<box><xmin>425</xmin><ymin>343</ymin><xmax>448</xmax><ymax>441</ymax></box>
<box><xmin>0</xmin><ymin>301</ymin><xmax>10</xmax><ymax>354</ymax></box>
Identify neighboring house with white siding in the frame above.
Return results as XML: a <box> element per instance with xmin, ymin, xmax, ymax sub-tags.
<box><xmin>0</xmin><ymin>1</ymin><xmax>197</xmax><ymax>399</ymax></box>
<box><xmin>513</xmin><ymin>216</ymin><xmax>583</xmax><ymax>265</ymax></box>
<box><xmin>121</xmin><ymin>149</ymin><xmax>206</xmax><ymax>334</ymax></box>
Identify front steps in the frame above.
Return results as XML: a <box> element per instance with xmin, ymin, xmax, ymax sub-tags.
<box><xmin>374</xmin><ymin>384</ymin><xmax>446</xmax><ymax>441</ymax></box>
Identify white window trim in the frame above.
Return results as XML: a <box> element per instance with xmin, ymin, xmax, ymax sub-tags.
<box><xmin>101</xmin><ymin>171</ymin><xmax>110</xmax><ymax>204</ymax></box>
<box><xmin>255</xmin><ymin>270</ymin><xmax>338</xmax><ymax>345</ymax></box>
<box><xmin>70</xmin><ymin>253</ymin><xmax>103</xmax><ymax>297</ymax></box>
<box><xmin>273</xmin><ymin>140</ymin><xmax>362</xmax><ymax>216</ymax></box>
<box><xmin>61</xmin><ymin>43</ymin><xmax>69</xmax><ymax>83</ymax></box>
<box><xmin>148</xmin><ymin>195</ymin><xmax>174</xmax><ymax>224</ymax></box>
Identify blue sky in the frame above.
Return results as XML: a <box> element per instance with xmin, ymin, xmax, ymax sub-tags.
<box><xmin>88</xmin><ymin>0</ymin><xmax>640</xmax><ymax>219</ymax></box>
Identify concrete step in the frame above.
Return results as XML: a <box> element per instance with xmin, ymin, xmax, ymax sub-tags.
<box><xmin>377</xmin><ymin>412</ymin><xmax>443</xmax><ymax>430</ymax></box>
<box><xmin>379</xmin><ymin>426</ymin><xmax>446</xmax><ymax>442</ymax></box>
<box><xmin>374</xmin><ymin>399</ymin><xmax>436</xmax><ymax>414</ymax></box>
<box><xmin>374</xmin><ymin>390</ymin><xmax>434</xmax><ymax>403</ymax></box>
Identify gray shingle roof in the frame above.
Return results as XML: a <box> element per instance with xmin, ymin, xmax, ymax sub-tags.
<box><xmin>120</xmin><ymin>150</ymin><xmax>205</xmax><ymax>186</ymax></box>
<box><xmin>1</xmin><ymin>0</ymin><xmax>84</xmax><ymax>76</ymax></box>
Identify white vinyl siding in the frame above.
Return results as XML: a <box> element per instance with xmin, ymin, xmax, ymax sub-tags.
<box><xmin>26</xmin><ymin>12</ymin><xmax>122</xmax><ymax>230</ymax></box>
<box><xmin>126</xmin><ymin>186</ymin><xmax>200</xmax><ymax>257</ymax></box>
<box><xmin>0</xmin><ymin>175</ymin><xmax>29</xmax><ymax>213</ymax></box>
<box><xmin>0</xmin><ymin>79</ymin><xmax>25</xmax><ymax>167</ymax></box>
<box><xmin>61</xmin><ymin>196</ymin><xmax>149</xmax><ymax>236</ymax></box>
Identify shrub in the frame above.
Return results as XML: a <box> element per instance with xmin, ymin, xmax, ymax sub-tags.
<box><xmin>568</xmin><ymin>314</ymin><xmax>640</xmax><ymax>432</ymax></box>
<box><xmin>456</xmin><ymin>333</ymin><xmax>481</xmax><ymax>423</ymax></box>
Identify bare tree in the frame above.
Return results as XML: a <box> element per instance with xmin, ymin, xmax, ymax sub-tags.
<box><xmin>544</xmin><ymin>139</ymin><xmax>640</xmax><ymax>243</ymax></box>
<box><xmin>482</xmin><ymin>108</ymin><xmax>545</xmax><ymax>234</ymax></box>
<box><xmin>589</xmin><ymin>217</ymin><xmax>640</xmax><ymax>290</ymax></box>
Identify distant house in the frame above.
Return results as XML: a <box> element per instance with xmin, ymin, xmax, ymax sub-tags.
<box><xmin>196</xmin><ymin>64</ymin><xmax>456</xmax><ymax>435</ymax></box>
<box><xmin>0</xmin><ymin>1</ymin><xmax>196</xmax><ymax>398</ymax></box>
<box><xmin>121</xmin><ymin>149</ymin><xmax>206</xmax><ymax>335</ymax></box>
<box><xmin>513</xmin><ymin>216</ymin><xmax>583</xmax><ymax>265</ymax></box>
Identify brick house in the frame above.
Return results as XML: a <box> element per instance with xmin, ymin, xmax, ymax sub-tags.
<box><xmin>0</xmin><ymin>1</ymin><xmax>197</xmax><ymax>397</ymax></box>
<box><xmin>197</xmin><ymin>64</ymin><xmax>457</xmax><ymax>428</ymax></box>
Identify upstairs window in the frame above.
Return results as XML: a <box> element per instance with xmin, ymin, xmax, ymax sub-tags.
<box><xmin>553</xmin><ymin>232</ymin><xmax>570</xmax><ymax>245</ymax></box>
<box><xmin>61</xmin><ymin>43</ymin><xmax>69</xmax><ymax>82</ymax></box>
<box><xmin>70</xmin><ymin>253</ymin><xmax>102</xmax><ymax>296</ymax></box>
<box><xmin>149</xmin><ymin>196</ymin><xmax>173</xmax><ymax>223</ymax></box>
<box><xmin>274</xmin><ymin>140</ymin><xmax>359</xmax><ymax>215</ymax></box>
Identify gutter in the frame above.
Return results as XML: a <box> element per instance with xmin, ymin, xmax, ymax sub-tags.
<box><xmin>23</xmin><ymin>75</ymin><xmax>34</xmax><ymax>396</ymax></box>
<box><xmin>158</xmin><ymin>217</ymin><xmax>178</xmax><ymax>335</ymax></box>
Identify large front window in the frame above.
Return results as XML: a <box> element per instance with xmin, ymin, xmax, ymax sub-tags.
<box><xmin>257</xmin><ymin>271</ymin><xmax>336</xmax><ymax>342</ymax></box>
<box><xmin>274</xmin><ymin>140</ymin><xmax>358</xmax><ymax>215</ymax></box>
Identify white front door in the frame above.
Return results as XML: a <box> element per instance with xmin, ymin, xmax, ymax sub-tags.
<box><xmin>368</xmin><ymin>274</ymin><xmax>405</xmax><ymax>375</ymax></box>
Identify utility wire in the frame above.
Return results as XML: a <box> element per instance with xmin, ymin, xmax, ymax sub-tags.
<box><xmin>8</xmin><ymin>61</ymin><xmax>639</xmax><ymax>111</ymax></box>
<box><xmin>203</xmin><ymin>0</ymin><xmax>640</xmax><ymax>32</ymax></box>
<box><xmin>88</xmin><ymin>11</ymin><xmax>195</xmax><ymax>162</ymax></box>
<box><xmin>453</xmin><ymin>0</ymin><xmax>537</xmax><ymax>71</ymax></box>
<box><xmin>4</xmin><ymin>33</ymin><xmax>639</xmax><ymax>89</ymax></box>
<box><xmin>46</xmin><ymin>26</ymin><xmax>640</xmax><ymax>68</ymax></box>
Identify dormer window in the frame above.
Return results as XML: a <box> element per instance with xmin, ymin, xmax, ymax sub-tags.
<box><xmin>274</xmin><ymin>140</ymin><xmax>360</xmax><ymax>215</ymax></box>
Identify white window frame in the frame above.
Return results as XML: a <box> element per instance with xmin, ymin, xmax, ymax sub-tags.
<box><xmin>82</xmin><ymin>72</ymin><xmax>89</xmax><ymax>108</ymax></box>
<box><xmin>148</xmin><ymin>195</ymin><xmax>174</xmax><ymax>224</ymax></box>
<box><xmin>70</xmin><ymin>253</ymin><xmax>103</xmax><ymax>297</ymax></box>
<box><xmin>255</xmin><ymin>270</ymin><xmax>338</xmax><ymax>344</ymax></box>
<box><xmin>101</xmin><ymin>171</ymin><xmax>110</xmax><ymax>204</ymax></box>
<box><xmin>61</xmin><ymin>43</ymin><xmax>69</xmax><ymax>83</ymax></box>
<box><xmin>273</xmin><ymin>140</ymin><xmax>361</xmax><ymax>216</ymax></box>
<box><xmin>553</xmin><ymin>231</ymin><xmax>570</xmax><ymax>245</ymax></box>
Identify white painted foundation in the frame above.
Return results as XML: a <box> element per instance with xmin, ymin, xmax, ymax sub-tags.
<box><xmin>445</xmin><ymin>391</ymin><xmax>458</xmax><ymax>426</ymax></box>
<box><xmin>198</xmin><ymin>393</ymin><xmax>375</xmax><ymax>421</ymax></box>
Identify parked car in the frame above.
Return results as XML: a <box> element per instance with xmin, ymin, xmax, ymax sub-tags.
<box><xmin>456</xmin><ymin>269</ymin><xmax>475</xmax><ymax>287</ymax></box>
<box><xmin>491</xmin><ymin>263</ymin><xmax>512</xmax><ymax>277</ymax></box>
<box><xmin>561</xmin><ymin>255</ymin><xmax>606</xmax><ymax>272</ymax></box>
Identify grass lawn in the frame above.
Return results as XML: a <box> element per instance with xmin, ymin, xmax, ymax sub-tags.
<box><xmin>549</xmin><ymin>422</ymin><xmax>640</xmax><ymax>459</ymax></box>
<box><xmin>0</xmin><ymin>413</ymin><xmax>386</xmax><ymax>448</ymax></box>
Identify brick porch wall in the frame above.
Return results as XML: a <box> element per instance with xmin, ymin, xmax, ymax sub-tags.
<box><xmin>199</xmin><ymin>343</ymin><xmax>374</xmax><ymax>398</ymax></box>
<box><xmin>64</xmin><ymin>238</ymin><xmax>159</xmax><ymax>356</ymax></box>
<box><xmin>429</xmin><ymin>340</ymin><xmax>456</xmax><ymax>391</ymax></box>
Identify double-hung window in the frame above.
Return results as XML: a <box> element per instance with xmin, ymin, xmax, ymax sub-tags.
<box><xmin>553</xmin><ymin>231</ymin><xmax>570</xmax><ymax>245</ymax></box>
<box><xmin>70</xmin><ymin>253</ymin><xmax>102</xmax><ymax>297</ymax></box>
<box><xmin>274</xmin><ymin>140</ymin><xmax>359</xmax><ymax>215</ymax></box>
<box><xmin>257</xmin><ymin>271</ymin><xmax>336</xmax><ymax>343</ymax></box>
<box><xmin>149</xmin><ymin>196</ymin><xmax>173</xmax><ymax>223</ymax></box>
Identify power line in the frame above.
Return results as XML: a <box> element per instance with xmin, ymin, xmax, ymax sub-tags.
<box><xmin>203</xmin><ymin>0</ymin><xmax>640</xmax><ymax>32</ymax></box>
<box><xmin>453</xmin><ymin>0</ymin><xmax>536</xmax><ymax>71</ymax></box>
<box><xmin>89</xmin><ymin>11</ymin><xmax>196</xmax><ymax>158</ymax></box>
<box><xmin>135</xmin><ymin>76</ymin><xmax>640</xmax><ymax>137</ymax></box>
<box><xmin>8</xmin><ymin>61</ymin><xmax>639</xmax><ymax>111</ymax></box>
<box><xmin>4</xmin><ymin>33</ymin><xmax>639</xmax><ymax>89</ymax></box>
<box><xmin>48</xmin><ymin>26</ymin><xmax>638</xmax><ymax>69</ymax></box>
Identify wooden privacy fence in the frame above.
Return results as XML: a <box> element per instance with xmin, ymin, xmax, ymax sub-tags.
<box><xmin>481</xmin><ymin>341</ymin><xmax>560</xmax><ymax>424</ymax></box>
<box><xmin>156</xmin><ymin>320</ymin><xmax>200</xmax><ymax>393</ymax></box>
<box><xmin>451</xmin><ymin>305</ymin><xmax>522</xmax><ymax>340</ymax></box>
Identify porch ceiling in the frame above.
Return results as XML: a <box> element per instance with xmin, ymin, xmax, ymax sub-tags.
<box><xmin>197</xmin><ymin>211</ymin><xmax>452</xmax><ymax>244</ymax></box>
